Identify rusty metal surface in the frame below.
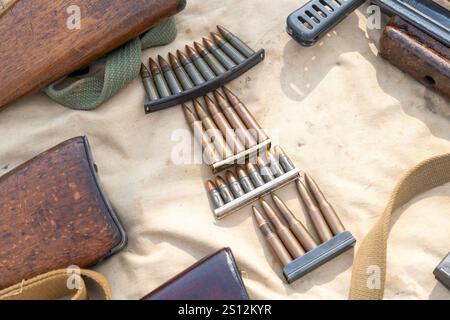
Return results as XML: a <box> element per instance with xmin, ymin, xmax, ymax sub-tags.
<box><xmin>380</xmin><ymin>16</ymin><xmax>450</xmax><ymax>99</ymax></box>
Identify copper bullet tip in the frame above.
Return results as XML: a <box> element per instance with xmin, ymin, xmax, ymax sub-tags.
<box><xmin>206</xmin><ymin>180</ymin><xmax>217</xmax><ymax>192</ymax></box>
<box><xmin>203</xmin><ymin>37</ymin><xmax>215</xmax><ymax>49</ymax></box>
<box><xmin>225</xmin><ymin>170</ymin><xmax>237</xmax><ymax>183</ymax></box>
<box><xmin>140</xmin><ymin>63</ymin><xmax>150</xmax><ymax>77</ymax></box>
<box><xmin>246</xmin><ymin>162</ymin><xmax>256</xmax><ymax>172</ymax></box>
<box><xmin>185</xmin><ymin>45</ymin><xmax>198</xmax><ymax>58</ymax></box>
<box><xmin>217</xmin><ymin>25</ymin><xmax>231</xmax><ymax>37</ymax></box>
<box><xmin>222</xmin><ymin>86</ymin><xmax>240</xmax><ymax>105</ymax></box>
<box><xmin>193</xmin><ymin>99</ymin><xmax>208</xmax><ymax>119</ymax></box>
<box><xmin>257</xmin><ymin>156</ymin><xmax>268</xmax><ymax>167</ymax></box>
<box><xmin>274</xmin><ymin>146</ymin><xmax>286</xmax><ymax>157</ymax></box>
<box><xmin>252</xmin><ymin>206</ymin><xmax>267</xmax><ymax>226</ymax></box>
<box><xmin>177</xmin><ymin>49</ymin><xmax>189</xmax><ymax>61</ymax></box>
<box><xmin>236</xmin><ymin>166</ymin><xmax>247</xmax><ymax>177</ymax></box>
<box><xmin>213</xmin><ymin>90</ymin><xmax>226</xmax><ymax>102</ymax></box>
<box><xmin>168</xmin><ymin>52</ymin><xmax>178</xmax><ymax>65</ymax></box>
<box><xmin>157</xmin><ymin>55</ymin><xmax>170</xmax><ymax>69</ymax></box>
<box><xmin>194</xmin><ymin>41</ymin><xmax>206</xmax><ymax>53</ymax></box>
<box><xmin>182</xmin><ymin>103</ymin><xmax>198</xmax><ymax>122</ymax></box>
<box><xmin>211</xmin><ymin>32</ymin><xmax>224</xmax><ymax>44</ymax></box>
<box><xmin>215</xmin><ymin>176</ymin><xmax>226</xmax><ymax>187</ymax></box>
<box><xmin>149</xmin><ymin>58</ymin><xmax>160</xmax><ymax>73</ymax></box>
<box><xmin>205</xmin><ymin>95</ymin><xmax>220</xmax><ymax>115</ymax></box>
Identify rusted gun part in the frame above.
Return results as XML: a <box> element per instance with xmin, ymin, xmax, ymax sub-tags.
<box><xmin>380</xmin><ymin>16</ymin><xmax>450</xmax><ymax>99</ymax></box>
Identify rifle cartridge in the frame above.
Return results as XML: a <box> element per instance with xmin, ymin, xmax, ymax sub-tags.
<box><xmin>304</xmin><ymin>174</ymin><xmax>346</xmax><ymax>235</ymax></box>
<box><xmin>257</xmin><ymin>156</ymin><xmax>275</xmax><ymax>183</ymax></box>
<box><xmin>266</xmin><ymin>150</ymin><xmax>285</xmax><ymax>178</ymax></box>
<box><xmin>194</xmin><ymin>41</ymin><xmax>227</xmax><ymax>76</ymax></box>
<box><xmin>168</xmin><ymin>52</ymin><xmax>195</xmax><ymax>90</ymax></box>
<box><xmin>177</xmin><ymin>50</ymin><xmax>206</xmax><ymax>86</ymax></box>
<box><xmin>245</xmin><ymin>162</ymin><xmax>265</xmax><ymax>188</ymax></box>
<box><xmin>206</xmin><ymin>180</ymin><xmax>225</xmax><ymax>209</ymax></box>
<box><xmin>203</xmin><ymin>37</ymin><xmax>237</xmax><ymax>70</ymax></box>
<box><xmin>149</xmin><ymin>58</ymin><xmax>171</xmax><ymax>98</ymax></box>
<box><xmin>261</xmin><ymin>199</ymin><xmax>305</xmax><ymax>258</ymax></box>
<box><xmin>186</xmin><ymin>45</ymin><xmax>216</xmax><ymax>81</ymax></box>
<box><xmin>236</xmin><ymin>165</ymin><xmax>255</xmax><ymax>193</ymax></box>
<box><xmin>296</xmin><ymin>179</ymin><xmax>333</xmax><ymax>243</ymax></box>
<box><xmin>193</xmin><ymin>99</ymin><xmax>234</xmax><ymax>159</ymax></box>
<box><xmin>217</xmin><ymin>25</ymin><xmax>255</xmax><ymax>58</ymax></box>
<box><xmin>158</xmin><ymin>55</ymin><xmax>183</xmax><ymax>95</ymax></box>
<box><xmin>140</xmin><ymin>63</ymin><xmax>160</xmax><ymax>101</ymax></box>
<box><xmin>225</xmin><ymin>170</ymin><xmax>246</xmax><ymax>198</ymax></box>
<box><xmin>205</xmin><ymin>95</ymin><xmax>245</xmax><ymax>154</ymax></box>
<box><xmin>213</xmin><ymin>90</ymin><xmax>257</xmax><ymax>149</ymax></box>
<box><xmin>274</xmin><ymin>146</ymin><xmax>296</xmax><ymax>172</ymax></box>
<box><xmin>211</xmin><ymin>32</ymin><xmax>246</xmax><ymax>64</ymax></box>
<box><xmin>222</xmin><ymin>86</ymin><xmax>269</xmax><ymax>143</ymax></box>
<box><xmin>253</xmin><ymin>206</ymin><xmax>293</xmax><ymax>266</ymax></box>
<box><xmin>215</xmin><ymin>176</ymin><xmax>235</xmax><ymax>204</ymax></box>
<box><xmin>272</xmin><ymin>194</ymin><xmax>318</xmax><ymax>252</ymax></box>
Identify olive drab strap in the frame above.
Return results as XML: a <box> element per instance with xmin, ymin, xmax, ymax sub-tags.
<box><xmin>349</xmin><ymin>153</ymin><xmax>450</xmax><ymax>299</ymax></box>
<box><xmin>0</xmin><ymin>0</ymin><xmax>17</xmax><ymax>17</ymax></box>
<box><xmin>44</xmin><ymin>17</ymin><xmax>178</xmax><ymax>110</ymax></box>
<box><xmin>0</xmin><ymin>269</ymin><xmax>112</xmax><ymax>300</ymax></box>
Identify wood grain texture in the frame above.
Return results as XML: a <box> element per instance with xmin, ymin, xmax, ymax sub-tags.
<box><xmin>0</xmin><ymin>0</ymin><xmax>186</xmax><ymax>109</ymax></box>
<box><xmin>0</xmin><ymin>137</ymin><xmax>125</xmax><ymax>290</ymax></box>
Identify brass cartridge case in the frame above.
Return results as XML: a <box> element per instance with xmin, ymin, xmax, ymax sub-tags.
<box><xmin>177</xmin><ymin>50</ymin><xmax>206</xmax><ymax>86</ymax></box>
<box><xmin>140</xmin><ymin>63</ymin><xmax>160</xmax><ymax>101</ymax></box>
<box><xmin>149</xmin><ymin>58</ymin><xmax>171</xmax><ymax>98</ymax></box>
<box><xmin>211</xmin><ymin>32</ymin><xmax>246</xmax><ymax>64</ymax></box>
<box><xmin>206</xmin><ymin>180</ymin><xmax>225</xmax><ymax>209</ymax></box>
<box><xmin>158</xmin><ymin>55</ymin><xmax>183</xmax><ymax>95</ymax></box>
<box><xmin>217</xmin><ymin>25</ymin><xmax>255</xmax><ymax>58</ymax></box>
<box><xmin>186</xmin><ymin>45</ymin><xmax>216</xmax><ymax>81</ymax></box>
<box><xmin>261</xmin><ymin>199</ymin><xmax>305</xmax><ymax>258</ymax></box>
<box><xmin>203</xmin><ymin>37</ymin><xmax>237</xmax><ymax>70</ymax></box>
<box><xmin>194</xmin><ymin>41</ymin><xmax>226</xmax><ymax>75</ymax></box>
<box><xmin>169</xmin><ymin>52</ymin><xmax>195</xmax><ymax>90</ymax></box>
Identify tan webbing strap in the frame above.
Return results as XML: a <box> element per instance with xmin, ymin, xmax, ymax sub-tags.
<box><xmin>0</xmin><ymin>269</ymin><xmax>111</xmax><ymax>300</ymax></box>
<box><xmin>0</xmin><ymin>0</ymin><xmax>17</xmax><ymax>17</ymax></box>
<box><xmin>349</xmin><ymin>153</ymin><xmax>450</xmax><ymax>299</ymax></box>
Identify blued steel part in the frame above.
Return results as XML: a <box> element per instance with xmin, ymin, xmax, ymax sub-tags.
<box><xmin>144</xmin><ymin>49</ymin><xmax>265</xmax><ymax>113</ymax></box>
<box><xmin>173</xmin><ymin>64</ymin><xmax>195</xmax><ymax>90</ymax></box>
<box><xmin>216</xmin><ymin>38</ymin><xmax>246</xmax><ymax>64</ymax></box>
<box><xmin>247</xmin><ymin>168</ymin><xmax>265</xmax><ymax>188</ymax></box>
<box><xmin>434</xmin><ymin>252</ymin><xmax>450</xmax><ymax>290</ymax></box>
<box><xmin>228</xmin><ymin>180</ymin><xmax>246</xmax><ymax>198</ymax></box>
<box><xmin>214</xmin><ymin>168</ymin><xmax>300</xmax><ymax>220</ymax></box>
<box><xmin>286</xmin><ymin>0</ymin><xmax>365</xmax><ymax>47</ymax></box>
<box><xmin>153</xmin><ymin>72</ymin><xmax>172</xmax><ymax>98</ymax></box>
<box><xmin>284</xmin><ymin>231</ymin><xmax>356</xmax><ymax>283</ymax></box>
<box><xmin>373</xmin><ymin>0</ymin><xmax>450</xmax><ymax>47</ymax></box>
<box><xmin>141</xmin><ymin>72</ymin><xmax>160</xmax><ymax>101</ymax></box>
<box><xmin>380</xmin><ymin>16</ymin><xmax>450</xmax><ymax>99</ymax></box>
<box><xmin>296</xmin><ymin>179</ymin><xmax>333</xmax><ymax>243</ymax></box>
<box><xmin>207</xmin><ymin>43</ymin><xmax>237</xmax><ymax>70</ymax></box>
<box><xmin>162</xmin><ymin>67</ymin><xmax>183</xmax><ymax>95</ymax></box>
<box><xmin>209</xmin><ymin>189</ymin><xmax>225</xmax><ymax>209</ymax></box>
<box><xmin>191</xmin><ymin>55</ymin><xmax>216</xmax><ymax>80</ymax></box>
<box><xmin>219</xmin><ymin>27</ymin><xmax>255</xmax><ymax>58</ymax></box>
<box><xmin>180</xmin><ymin>57</ymin><xmax>206</xmax><ymax>86</ymax></box>
<box><xmin>304</xmin><ymin>174</ymin><xmax>346</xmax><ymax>235</ymax></box>
<box><xmin>259</xmin><ymin>165</ymin><xmax>275</xmax><ymax>183</ymax></box>
<box><xmin>238</xmin><ymin>175</ymin><xmax>255</xmax><ymax>193</ymax></box>
<box><xmin>198</xmin><ymin>48</ymin><xmax>227</xmax><ymax>75</ymax></box>
<box><xmin>279</xmin><ymin>154</ymin><xmax>296</xmax><ymax>172</ymax></box>
<box><xmin>218</xmin><ymin>184</ymin><xmax>235</xmax><ymax>203</ymax></box>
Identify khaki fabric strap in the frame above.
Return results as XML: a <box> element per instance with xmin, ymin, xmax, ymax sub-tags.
<box><xmin>349</xmin><ymin>153</ymin><xmax>450</xmax><ymax>299</ymax></box>
<box><xmin>0</xmin><ymin>269</ymin><xmax>111</xmax><ymax>300</ymax></box>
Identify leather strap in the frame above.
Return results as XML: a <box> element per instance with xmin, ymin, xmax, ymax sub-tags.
<box><xmin>0</xmin><ymin>269</ymin><xmax>111</xmax><ymax>300</ymax></box>
<box><xmin>349</xmin><ymin>153</ymin><xmax>450</xmax><ymax>299</ymax></box>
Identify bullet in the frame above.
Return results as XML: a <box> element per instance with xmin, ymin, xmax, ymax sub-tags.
<box><xmin>253</xmin><ymin>206</ymin><xmax>293</xmax><ymax>266</ymax></box>
<box><xmin>215</xmin><ymin>176</ymin><xmax>235</xmax><ymax>204</ymax></box>
<box><xmin>206</xmin><ymin>180</ymin><xmax>225</xmax><ymax>209</ymax></box>
<box><xmin>186</xmin><ymin>45</ymin><xmax>216</xmax><ymax>81</ymax></box>
<box><xmin>149</xmin><ymin>58</ymin><xmax>171</xmax><ymax>98</ymax></box>
<box><xmin>177</xmin><ymin>50</ymin><xmax>206</xmax><ymax>86</ymax></box>
<box><xmin>246</xmin><ymin>162</ymin><xmax>265</xmax><ymax>188</ymax></box>
<box><xmin>205</xmin><ymin>95</ymin><xmax>245</xmax><ymax>154</ymax></box>
<box><xmin>222</xmin><ymin>87</ymin><xmax>269</xmax><ymax>143</ymax></box>
<box><xmin>296</xmin><ymin>179</ymin><xmax>333</xmax><ymax>243</ymax></box>
<box><xmin>274</xmin><ymin>146</ymin><xmax>296</xmax><ymax>172</ymax></box>
<box><xmin>260</xmin><ymin>199</ymin><xmax>305</xmax><ymax>258</ymax></box>
<box><xmin>194</xmin><ymin>41</ymin><xmax>226</xmax><ymax>76</ymax></box>
<box><xmin>211</xmin><ymin>32</ymin><xmax>246</xmax><ymax>64</ymax></box>
<box><xmin>236</xmin><ymin>166</ymin><xmax>255</xmax><ymax>193</ymax></box>
<box><xmin>213</xmin><ymin>90</ymin><xmax>257</xmax><ymax>149</ymax></box>
<box><xmin>225</xmin><ymin>171</ymin><xmax>246</xmax><ymax>198</ymax></box>
<box><xmin>304</xmin><ymin>174</ymin><xmax>346</xmax><ymax>235</ymax></box>
<box><xmin>168</xmin><ymin>52</ymin><xmax>195</xmax><ymax>90</ymax></box>
<box><xmin>266</xmin><ymin>150</ymin><xmax>285</xmax><ymax>178</ymax></box>
<box><xmin>203</xmin><ymin>37</ymin><xmax>237</xmax><ymax>70</ymax></box>
<box><xmin>257</xmin><ymin>156</ymin><xmax>275</xmax><ymax>183</ymax></box>
<box><xmin>158</xmin><ymin>55</ymin><xmax>183</xmax><ymax>95</ymax></box>
<box><xmin>193</xmin><ymin>99</ymin><xmax>234</xmax><ymax>159</ymax></box>
<box><xmin>182</xmin><ymin>103</ymin><xmax>222</xmax><ymax>164</ymax></box>
<box><xmin>272</xmin><ymin>194</ymin><xmax>318</xmax><ymax>252</ymax></box>
<box><xmin>140</xmin><ymin>63</ymin><xmax>160</xmax><ymax>101</ymax></box>
<box><xmin>217</xmin><ymin>25</ymin><xmax>255</xmax><ymax>58</ymax></box>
